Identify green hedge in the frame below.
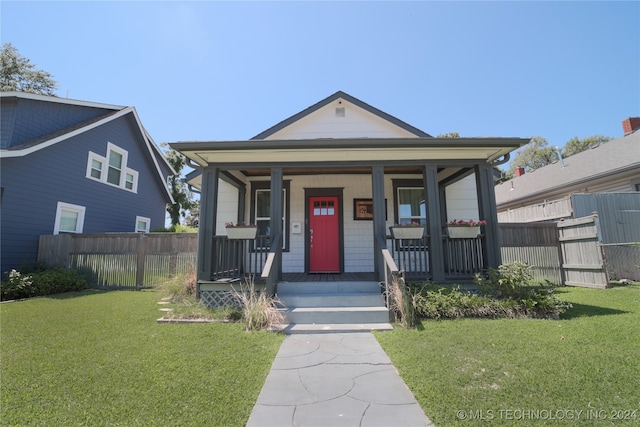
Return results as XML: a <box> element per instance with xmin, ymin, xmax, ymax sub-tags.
<box><xmin>1</xmin><ymin>267</ymin><xmax>88</xmax><ymax>300</ymax></box>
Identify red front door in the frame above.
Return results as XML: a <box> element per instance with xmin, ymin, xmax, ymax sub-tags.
<box><xmin>309</xmin><ymin>196</ymin><xmax>340</xmax><ymax>273</ymax></box>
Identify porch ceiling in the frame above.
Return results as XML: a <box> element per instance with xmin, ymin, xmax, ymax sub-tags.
<box><xmin>170</xmin><ymin>137</ymin><xmax>530</xmax><ymax>169</ymax></box>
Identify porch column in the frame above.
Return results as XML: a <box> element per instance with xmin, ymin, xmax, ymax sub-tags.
<box><xmin>424</xmin><ymin>165</ymin><xmax>445</xmax><ymax>282</ymax></box>
<box><xmin>270</xmin><ymin>168</ymin><xmax>284</xmax><ymax>286</ymax></box>
<box><xmin>197</xmin><ymin>166</ymin><xmax>219</xmax><ymax>282</ymax></box>
<box><xmin>371</xmin><ymin>165</ymin><xmax>387</xmax><ymax>281</ymax></box>
<box><xmin>475</xmin><ymin>163</ymin><xmax>502</xmax><ymax>268</ymax></box>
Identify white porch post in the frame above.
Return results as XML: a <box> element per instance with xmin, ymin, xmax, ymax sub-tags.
<box><xmin>197</xmin><ymin>166</ymin><xmax>219</xmax><ymax>282</ymax></box>
<box><xmin>476</xmin><ymin>163</ymin><xmax>502</xmax><ymax>268</ymax></box>
<box><xmin>371</xmin><ymin>165</ymin><xmax>387</xmax><ymax>281</ymax></box>
<box><xmin>424</xmin><ymin>165</ymin><xmax>445</xmax><ymax>282</ymax></box>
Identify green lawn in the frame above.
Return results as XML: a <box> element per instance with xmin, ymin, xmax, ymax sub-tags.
<box><xmin>3</xmin><ymin>284</ymin><xmax>639</xmax><ymax>426</ymax></box>
<box><xmin>0</xmin><ymin>290</ymin><xmax>284</xmax><ymax>426</ymax></box>
<box><xmin>376</xmin><ymin>284</ymin><xmax>640</xmax><ymax>426</ymax></box>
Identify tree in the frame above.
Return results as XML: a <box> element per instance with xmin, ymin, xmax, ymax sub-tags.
<box><xmin>1</xmin><ymin>43</ymin><xmax>58</xmax><ymax>95</ymax></box>
<box><xmin>437</xmin><ymin>132</ymin><xmax>460</xmax><ymax>138</ymax></box>
<box><xmin>562</xmin><ymin>135</ymin><xmax>612</xmax><ymax>158</ymax></box>
<box><xmin>162</xmin><ymin>144</ymin><xmax>197</xmax><ymax>226</ymax></box>
<box><xmin>507</xmin><ymin>136</ymin><xmax>559</xmax><ymax>175</ymax></box>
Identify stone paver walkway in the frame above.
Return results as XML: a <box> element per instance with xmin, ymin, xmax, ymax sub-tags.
<box><xmin>246</xmin><ymin>332</ymin><xmax>434</xmax><ymax>427</ymax></box>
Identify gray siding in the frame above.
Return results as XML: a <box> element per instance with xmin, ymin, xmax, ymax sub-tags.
<box><xmin>572</xmin><ymin>193</ymin><xmax>640</xmax><ymax>243</ymax></box>
<box><xmin>1</xmin><ymin>114</ymin><xmax>170</xmax><ymax>273</ymax></box>
<box><xmin>1</xmin><ymin>97</ymin><xmax>115</xmax><ymax>149</ymax></box>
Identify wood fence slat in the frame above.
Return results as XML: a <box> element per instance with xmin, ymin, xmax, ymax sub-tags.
<box><xmin>38</xmin><ymin>233</ymin><xmax>197</xmax><ymax>289</ymax></box>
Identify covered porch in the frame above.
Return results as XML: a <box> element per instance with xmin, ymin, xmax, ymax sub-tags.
<box><xmin>171</xmin><ymin>136</ymin><xmax>528</xmax><ymax>297</ymax></box>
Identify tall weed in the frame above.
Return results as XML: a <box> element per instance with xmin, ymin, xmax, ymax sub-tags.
<box><xmin>233</xmin><ymin>276</ymin><xmax>283</xmax><ymax>332</ymax></box>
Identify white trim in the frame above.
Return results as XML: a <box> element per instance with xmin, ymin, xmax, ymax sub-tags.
<box><xmin>85</xmin><ymin>151</ymin><xmax>105</xmax><ymax>181</ymax></box>
<box><xmin>106</xmin><ymin>142</ymin><xmax>128</xmax><ymax>187</ymax></box>
<box><xmin>0</xmin><ymin>91</ymin><xmax>124</xmax><ymax>110</ymax></box>
<box><xmin>53</xmin><ymin>202</ymin><xmax>86</xmax><ymax>235</ymax></box>
<box><xmin>135</xmin><ymin>216</ymin><xmax>151</xmax><ymax>233</ymax></box>
<box><xmin>0</xmin><ymin>100</ymin><xmax>173</xmax><ymax>203</ymax></box>
<box><xmin>85</xmin><ymin>142</ymin><xmax>138</xmax><ymax>192</ymax></box>
<box><xmin>125</xmin><ymin>168</ymin><xmax>139</xmax><ymax>193</ymax></box>
<box><xmin>0</xmin><ymin>108</ymin><xmax>131</xmax><ymax>158</ymax></box>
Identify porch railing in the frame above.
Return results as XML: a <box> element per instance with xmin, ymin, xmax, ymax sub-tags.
<box><xmin>261</xmin><ymin>232</ymin><xmax>282</xmax><ymax>296</ymax></box>
<box><xmin>211</xmin><ymin>235</ymin><xmax>270</xmax><ymax>280</ymax></box>
<box><xmin>443</xmin><ymin>235</ymin><xmax>485</xmax><ymax>277</ymax></box>
<box><xmin>386</xmin><ymin>235</ymin><xmax>429</xmax><ymax>280</ymax></box>
<box><xmin>386</xmin><ymin>234</ymin><xmax>486</xmax><ymax>281</ymax></box>
<box><xmin>211</xmin><ymin>233</ymin><xmax>485</xmax><ymax>284</ymax></box>
<box><xmin>377</xmin><ymin>234</ymin><xmax>401</xmax><ymax>309</ymax></box>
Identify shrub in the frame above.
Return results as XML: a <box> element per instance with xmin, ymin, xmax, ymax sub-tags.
<box><xmin>152</xmin><ymin>224</ymin><xmax>197</xmax><ymax>233</ymax></box>
<box><xmin>386</xmin><ymin>274</ymin><xmax>415</xmax><ymax>328</ymax></box>
<box><xmin>1</xmin><ymin>266</ymin><xmax>87</xmax><ymax>300</ymax></box>
<box><xmin>0</xmin><ymin>270</ymin><xmax>35</xmax><ymax>300</ymax></box>
<box><xmin>474</xmin><ymin>262</ymin><xmax>572</xmax><ymax>318</ymax></box>
<box><xmin>233</xmin><ymin>276</ymin><xmax>283</xmax><ymax>332</ymax></box>
<box><xmin>410</xmin><ymin>284</ymin><xmax>522</xmax><ymax>319</ymax></box>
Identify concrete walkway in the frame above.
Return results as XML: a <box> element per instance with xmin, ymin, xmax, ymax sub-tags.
<box><xmin>246</xmin><ymin>333</ymin><xmax>434</xmax><ymax>427</ymax></box>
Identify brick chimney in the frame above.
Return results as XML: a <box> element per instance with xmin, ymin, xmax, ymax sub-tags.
<box><xmin>622</xmin><ymin>117</ymin><xmax>640</xmax><ymax>135</ymax></box>
<box><xmin>515</xmin><ymin>166</ymin><xmax>525</xmax><ymax>177</ymax></box>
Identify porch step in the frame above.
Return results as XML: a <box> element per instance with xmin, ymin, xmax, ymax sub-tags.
<box><xmin>278</xmin><ymin>292</ymin><xmax>384</xmax><ymax>308</ymax></box>
<box><xmin>273</xmin><ymin>323</ymin><xmax>394</xmax><ymax>334</ymax></box>
<box><xmin>275</xmin><ymin>281</ymin><xmax>392</xmax><ymax>332</ymax></box>
<box><xmin>281</xmin><ymin>306</ymin><xmax>391</xmax><ymax>324</ymax></box>
<box><xmin>277</xmin><ymin>281</ymin><xmax>381</xmax><ymax>294</ymax></box>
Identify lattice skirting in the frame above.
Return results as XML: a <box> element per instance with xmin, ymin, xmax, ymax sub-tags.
<box><xmin>200</xmin><ymin>290</ymin><xmax>242</xmax><ymax>309</ymax></box>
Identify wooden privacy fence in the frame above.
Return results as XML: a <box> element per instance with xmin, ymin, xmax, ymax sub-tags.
<box><xmin>557</xmin><ymin>215</ymin><xmax>608</xmax><ymax>288</ymax></box>
<box><xmin>499</xmin><ymin>222</ymin><xmax>563</xmax><ymax>284</ymax></box>
<box><xmin>497</xmin><ymin>218</ymin><xmax>640</xmax><ymax>288</ymax></box>
<box><xmin>38</xmin><ymin>233</ymin><xmax>197</xmax><ymax>289</ymax></box>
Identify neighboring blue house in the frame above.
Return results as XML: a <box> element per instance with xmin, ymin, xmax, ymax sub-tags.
<box><xmin>0</xmin><ymin>92</ymin><xmax>175</xmax><ymax>274</ymax></box>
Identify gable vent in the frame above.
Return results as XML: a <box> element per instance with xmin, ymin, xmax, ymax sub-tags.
<box><xmin>335</xmin><ymin>107</ymin><xmax>345</xmax><ymax>117</ymax></box>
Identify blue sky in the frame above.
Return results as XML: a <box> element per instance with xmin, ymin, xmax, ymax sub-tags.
<box><xmin>2</xmin><ymin>1</ymin><xmax>639</xmax><ymax>152</ymax></box>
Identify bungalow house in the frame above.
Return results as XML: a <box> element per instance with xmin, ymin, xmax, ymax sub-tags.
<box><xmin>0</xmin><ymin>92</ymin><xmax>175</xmax><ymax>274</ymax></box>
<box><xmin>170</xmin><ymin>91</ymin><xmax>529</xmax><ymax>317</ymax></box>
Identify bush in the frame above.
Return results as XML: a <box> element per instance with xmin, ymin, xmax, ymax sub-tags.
<box><xmin>410</xmin><ymin>284</ymin><xmax>521</xmax><ymax>319</ymax></box>
<box><xmin>1</xmin><ymin>266</ymin><xmax>87</xmax><ymax>300</ymax></box>
<box><xmin>473</xmin><ymin>262</ymin><xmax>572</xmax><ymax>318</ymax></box>
<box><xmin>403</xmin><ymin>262</ymin><xmax>572</xmax><ymax>321</ymax></box>
<box><xmin>152</xmin><ymin>224</ymin><xmax>197</xmax><ymax>233</ymax></box>
<box><xmin>387</xmin><ymin>274</ymin><xmax>416</xmax><ymax>327</ymax></box>
<box><xmin>233</xmin><ymin>276</ymin><xmax>283</xmax><ymax>332</ymax></box>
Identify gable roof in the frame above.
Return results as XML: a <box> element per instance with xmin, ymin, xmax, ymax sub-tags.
<box><xmin>495</xmin><ymin>130</ymin><xmax>640</xmax><ymax>207</ymax></box>
<box><xmin>251</xmin><ymin>91</ymin><xmax>432</xmax><ymax>139</ymax></box>
<box><xmin>0</xmin><ymin>92</ymin><xmax>176</xmax><ymax>203</ymax></box>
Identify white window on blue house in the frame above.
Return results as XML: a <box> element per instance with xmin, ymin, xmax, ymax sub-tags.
<box><xmin>86</xmin><ymin>142</ymin><xmax>138</xmax><ymax>192</ymax></box>
<box><xmin>54</xmin><ymin>202</ymin><xmax>86</xmax><ymax>235</ymax></box>
<box><xmin>135</xmin><ymin>216</ymin><xmax>150</xmax><ymax>233</ymax></box>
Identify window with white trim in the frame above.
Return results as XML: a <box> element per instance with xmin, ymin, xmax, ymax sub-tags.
<box><xmin>54</xmin><ymin>202</ymin><xmax>86</xmax><ymax>234</ymax></box>
<box><xmin>86</xmin><ymin>142</ymin><xmax>138</xmax><ymax>192</ymax></box>
<box><xmin>135</xmin><ymin>216</ymin><xmax>150</xmax><ymax>233</ymax></box>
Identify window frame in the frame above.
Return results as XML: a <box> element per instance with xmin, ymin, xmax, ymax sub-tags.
<box><xmin>392</xmin><ymin>179</ymin><xmax>428</xmax><ymax>250</ymax></box>
<box><xmin>53</xmin><ymin>202</ymin><xmax>86</xmax><ymax>235</ymax></box>
<box><xmin>135</xmin><ymin>216</ymin><xmax>150</xmax><ymax>233</ymax></box>
<box><xmin>249</xmin><ymin>180</ymin><xmax>290</xmax><ymax>252</ymax></box>
<box><xmin>85</xmin><ymin>142</ymin><xmax>138</xmax><ymax>193</ymax></box>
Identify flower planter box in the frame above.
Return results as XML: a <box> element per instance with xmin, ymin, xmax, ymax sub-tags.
<box><xmin>447</xmin><ymin>226</ymin><xmax>480</xmax><ymax>239</ymax></box>
<box><xmin>390</xmin><ymin>226</ymin><xmax>425</xmax><ymax>239</ymax></box>
<box><xmin>225</xmin><ymin>227</ymin><xmax>258</xmax><ymax>240</ymax></box>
